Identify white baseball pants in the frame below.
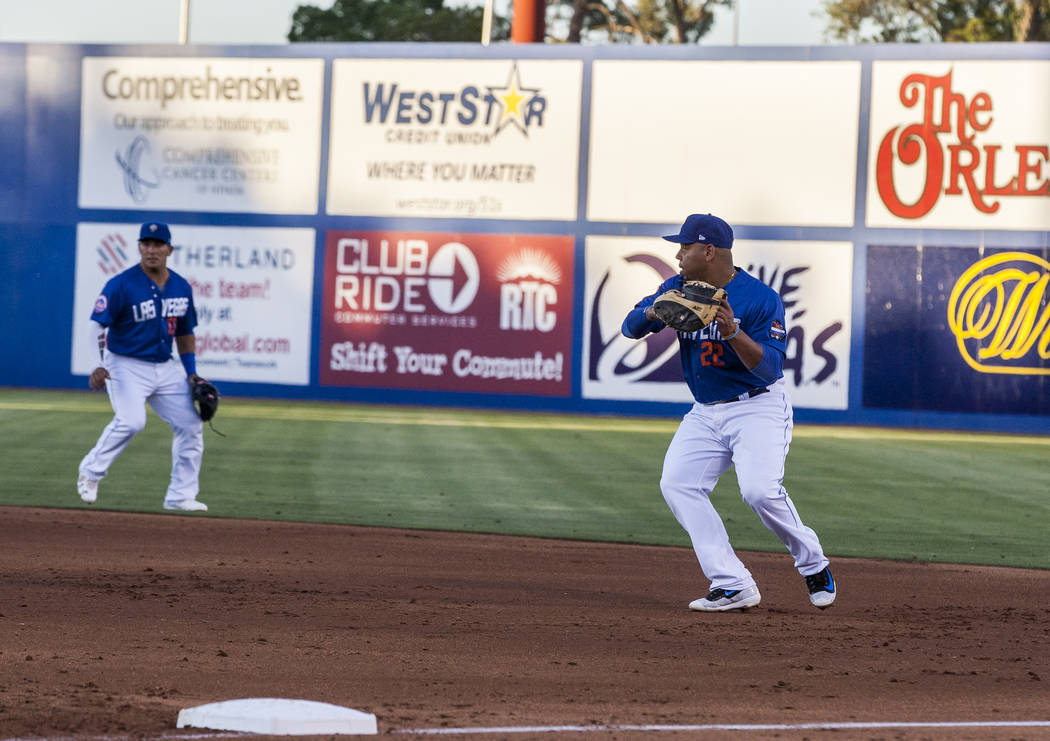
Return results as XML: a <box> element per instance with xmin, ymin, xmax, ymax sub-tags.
<box><xmin>79</xmin><ymin>352</ymin><xmax>203</xmax><ymax>506</ymax></box>
<box><xmin>660</xmin><ymin>381</ymin><xmax>828</xmax><ymax>592</ymax></box>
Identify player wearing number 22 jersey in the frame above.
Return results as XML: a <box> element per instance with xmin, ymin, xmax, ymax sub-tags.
<box><xmin>77</xmin><ymin>221</ymin><xmax>208</xmax><ymax>513</ymax></box>
<box><xmin>621</xmin><ymin>213</ymin><xmax>836</xmax><ymax>612</ymax></box>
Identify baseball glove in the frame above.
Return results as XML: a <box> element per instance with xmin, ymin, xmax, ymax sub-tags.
<box><xmin>651</xmin><ymin>281</ymin><xmax>726</xmax><ymax>332</ymax></box>
<box><xmin>190</xmin><ymin>376</ymin><xmax>220</xmax><ymax>422</ymax></box>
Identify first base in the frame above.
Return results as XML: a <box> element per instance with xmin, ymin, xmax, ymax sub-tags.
<box><xmin>176</xmin><ymin>698</ymin><xmax>377</xmax><ymax>735</ymax></box>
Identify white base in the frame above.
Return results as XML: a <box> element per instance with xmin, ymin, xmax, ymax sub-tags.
<box><xmin>176</xmin><ymin>698</ymin><xmax>378</xmax><ymax>735</ymax></box>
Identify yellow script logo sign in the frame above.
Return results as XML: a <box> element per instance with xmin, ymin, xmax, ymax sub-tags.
<box><xmin>947</xmin><ymin>252</ymin><xmax>1050</xmax><ymax>375</ymax></box>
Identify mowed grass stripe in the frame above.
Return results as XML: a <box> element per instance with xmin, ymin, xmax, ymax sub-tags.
<box><xmin>2</xmin><ymin>389</ymin><xmax>1047</xmax><ymax>568</ymax></box>
<box><xmin>0</xmin><ymin>395</ymin><xmax>1047</xmax><ymax>445</ymax></box>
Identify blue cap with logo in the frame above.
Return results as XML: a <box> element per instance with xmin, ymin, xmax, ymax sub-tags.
<box><xmin>662</xmin><ymin>213</ymin><xmax>733</xmax><ymax>250</ymax></box>
<box><xmin>139</xmin><ymin>222</ymin><xmax>172</xmax><ymax>245</ymax></box>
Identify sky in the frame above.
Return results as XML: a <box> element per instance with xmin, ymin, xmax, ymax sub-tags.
<box><xmin>0</xmin><ymin>0</ymin><xmax>832</xmax><ymax>46</ymax></box>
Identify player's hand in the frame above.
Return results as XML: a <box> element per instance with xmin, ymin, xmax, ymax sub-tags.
<box><xmin>88</xmin><ymin>367</ymin><xmax>110</xmax><ymax>391</ymax></box>
<box><xmin>714</xmin><ymin>297</ymin><xmax>736</xmax><ymax>332</ymax></box>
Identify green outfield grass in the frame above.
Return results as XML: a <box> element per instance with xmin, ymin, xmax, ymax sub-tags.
<box><xmin>1</xmin><ymin>388</ymin><xmax>1047</xmax><ymax>569</ymax></box>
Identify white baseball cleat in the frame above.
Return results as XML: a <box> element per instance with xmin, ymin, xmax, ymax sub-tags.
<box><xmin>689</xmin><ymin>585</ymin><xmax>761</xmax><ymax>612</ymax></box>
<box><xmin>77</xmin><ymin>474</ymin><xmax>99</xmax><ymax>504</ymax></box>
<box><xmin>163</xmin><ymin>499</ymin><xmax>208</xmax><ymax>512</ymax></box>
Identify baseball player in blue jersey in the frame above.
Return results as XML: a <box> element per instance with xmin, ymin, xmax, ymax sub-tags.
<box><xmin>622</xmin><ymin>213</ymin><xmax>835</xmax><ymax>611</ymax></box>
<box><xmin>77</xmin><ymin>222</ymin><xmax>208</xmax><ymax>512</ymax></box>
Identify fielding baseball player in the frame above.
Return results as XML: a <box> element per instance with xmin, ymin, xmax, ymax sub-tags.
<box><xmin>621</xmin><ymin>213</ymin><xmax>835</xmax><ymax>611</ymax></box>
<box><xmin>77</xmin><ymin>222</ymin><xmax>208</xmax><ymax>512</ymax></box>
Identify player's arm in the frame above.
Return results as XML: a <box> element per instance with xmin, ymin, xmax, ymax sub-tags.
<box><xmin>86</xmin><ymin>320</ymin><xmax>110</xmax><ymax>391</ymax></box>
<box><xmin>717</xmin><ymin>300</ymin><xmax>785</xmax><ymax>383</ymax></box>
<box><xmin>622</xmin><ymin>278</ymin><xmax>678</xmax><ymax>339</ymax></box>
<box><xmin>175</xmin><ymin>334</ymin><xmax>199</xmax><ymax>381</ymax></box>
<box><xmin>713</xmin><ymin>301</ymin><xmax>765</xmax><ymax>369</ymax></box>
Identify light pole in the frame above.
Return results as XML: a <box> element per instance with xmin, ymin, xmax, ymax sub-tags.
<box><xmin>482</xmin><ymin>0</ymin><xmax>494</xmax><ymax>45</ymax></box>
<box><xmin>179</xmin><ymin>0</ymin><xmax>190</xmax><ymax>44</ymax></box>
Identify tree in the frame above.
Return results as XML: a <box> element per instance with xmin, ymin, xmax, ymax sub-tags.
<box><xmin>287</xmin><ymin>0</ymin><xmax>510</xmax><ymax>43</ymax></box>
<box><xmin>822</xmin><ymin>0</ymin><xmax>1050</xmax><ymax>42</ymax></box>
<box><xmin>552</xmin><ymin>0</ymin><xmax>733</xmax><ymax>43</ymax></box>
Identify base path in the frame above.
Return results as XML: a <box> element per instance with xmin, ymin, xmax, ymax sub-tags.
<box><xmin>1</xmin><ymin>507</ymin><xmax>1048</xmax><ymax>740</ymax></box>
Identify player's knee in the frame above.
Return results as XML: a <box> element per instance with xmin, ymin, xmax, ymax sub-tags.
<box><xmin>659</xmin><ymin>473</ymin><xmax>684</xmax><ymax>499</ymax></box>
<box><xmin>115</xmin><ymin>413</ymin><xmax>147</xmax><ymax>436</ymax></box>
<box><xmin>172</xmin><ymin>419</ymin><xmax>203</xmax><ymax>438</ymax></box>
<box><xmin>737</xmin><ymin>480</ymin><xmax>781</xmax><ymax>509</ymax></box>
<box><xmin>661</xmin><ymin>474</ymin><xmax>712</xmax><ymax>506</ymax></box>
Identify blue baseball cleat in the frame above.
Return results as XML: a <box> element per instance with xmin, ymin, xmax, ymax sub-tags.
<box><xmin>805</xmin><ymin>566</ymin><xmax>836</xmax><ymax>609</ymax></box>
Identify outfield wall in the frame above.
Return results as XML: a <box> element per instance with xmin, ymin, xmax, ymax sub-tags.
<box><xmin>1</xmin><ymin>41</ymin><xmax>1047</xmax><ymax>433</ymax></box>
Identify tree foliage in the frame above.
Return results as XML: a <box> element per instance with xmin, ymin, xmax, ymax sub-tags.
<box><xmin>823</xmin><ymin>0</ymin><xmax>1050</xmax><ymax>42</ymax></box>
<box><xmin>551</xmin><ymin>0</ymin><xmax>733</xmax><ymax>43</ymax></box>
<box><xmin>287</xmin><ymin>0</ymin><xmax>510</xmax><ymax>43</ymax></box>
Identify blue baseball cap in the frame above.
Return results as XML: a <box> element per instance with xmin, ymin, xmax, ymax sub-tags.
<box><xmin>662</xmin><ymin>213</ymin><xmax>733</xmax><ymax>249</ymax></box>
<box><xmin>139</xmin><ymin>222</ymin><xmax>172</xmax><ymax>244</ymax></box>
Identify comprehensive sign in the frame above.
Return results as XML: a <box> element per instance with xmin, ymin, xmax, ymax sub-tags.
<box><xmin>583</xmin><ymin>236</ymin><xmax>852</xmax><ymax>410</ymax></box>
<box><xmin>868</xmin><ymin>60</ymin><xmax>1050</xmax><ymax>230</ymax></box>
<box><xmin>865</xmin><ymin>245</ymin><xmax>1049</xmax><ymax>415</ymax></box>
<box><xmin>587</xmin><ymin>60</ymin><xmax>861</xmax><ymax>227</ymax></box>
<box><xmin>71</xmin><ymin>223</ymin><xmax>315</xmax><ymax>385</ymax></box>
<box><xmin>326</xmin><ymin>59</ymin><xmax>583</xmax><ymax>220</ymax></box>
<box><xmin>78</xmin><ymin>57</ymin><xmax>324</xmax><ymax>213</ymax></box>
<box><xmin>320</xmin><ymin>230</ymin><xmax>573</xmax><ymax>395</ymax></box>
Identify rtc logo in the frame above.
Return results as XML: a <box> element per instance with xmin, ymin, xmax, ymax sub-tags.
<box><xmin>333</xmin><ymin>236</ymin><xmax>479</xmax><ymax>314</ymax></box>
<box><xmin>497</xmin><ymin>248</ymin><xmax>562</xmax><ymax>332</ymax></box>
<box><xmin>876</xmin><ymin>69</ymin><xmax>1050</xmax><ymax>218</ymax></box>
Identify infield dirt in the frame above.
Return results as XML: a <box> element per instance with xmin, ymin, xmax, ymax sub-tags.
<box><xmin>1</xmin><ymin>506</ymin><xmax>1048</xmax><ymax>740</ymax></box>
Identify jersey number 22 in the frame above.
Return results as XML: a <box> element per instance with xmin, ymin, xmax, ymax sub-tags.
<box><xmin>700</xmin><ymin>341</ymin><xmax>724</xmax><ymax>367</ymax></box>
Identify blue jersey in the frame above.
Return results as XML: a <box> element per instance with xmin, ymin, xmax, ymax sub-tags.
<box><xmin>90</xmin><ymin>264</ymin><xmax>197</xmax><ymax>363</ymax></box>
<box><xmin>622</xmin><ymin>269</ymin><xmax>787</xmax><ymax>404</ymax></box>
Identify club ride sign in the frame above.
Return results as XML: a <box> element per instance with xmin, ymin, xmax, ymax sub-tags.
<box><xmin>320</xmin><ymin>230</ymin><xmax>574</xmax><ymax>396</ymax></box>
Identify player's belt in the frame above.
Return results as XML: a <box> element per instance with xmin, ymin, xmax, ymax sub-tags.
<box><xmin>705</xmin><ymin>387</ymin><xmax>770</xmax><ymax>406</ymax></box>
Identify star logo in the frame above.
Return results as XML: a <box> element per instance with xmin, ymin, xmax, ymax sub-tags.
<box><xmin>487</xmin><ymin>62</ymin><xmax>540</xmax><ymax>137</ymax></box>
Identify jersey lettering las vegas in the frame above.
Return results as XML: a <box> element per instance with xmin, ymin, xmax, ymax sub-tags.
<box><xmin>91</xmin><ymin>265</ymin><xmax>197</xmax><ymax>362</ymax></box>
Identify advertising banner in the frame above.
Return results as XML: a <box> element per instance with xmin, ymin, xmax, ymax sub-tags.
<box><xmin>320</xmin><ymin>230</ymin><xmax>573</xmax><ymax>395</ymax></box>
<box><xmin>868</xmin><ymin>61</ymin><xmax>1050</xmax><ymax>230</ymax></box>
<box><xmin>78</xmin><ymin>57</ymin><xmax>324</xmax><ymax>213</ymax></box>
<box><xmin>583</xmin><ymin>237</ymin><xmax>852</xmax><ymax>410</ymax></box>
<box><xmin>587</xmin><ymin>61</ymin><xmax>861</xmax><ymax>226</ymax></box>
<box><xmin>326</xmin><ymin>59</ymin><xmax>583</xmax><ymax>220</ymax></box>
<box><xmin>71</xmin><ymin>223</ymin><xmax>315</xmax><ymax>385</ymax></box>
<box><xmin>865</xmin><ymin>245</ymin><xmax>1050</xmax><ymax>415</ymax></box>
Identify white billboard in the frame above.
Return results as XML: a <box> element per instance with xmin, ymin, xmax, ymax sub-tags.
<box><xmin>587</xmin><ymin>60</ymin><xmax>862</xmax><ymax>227</ymax></box>
<box><xmin>326</xmin><ymin>59</ymin><xmax>583</xmax><ymax>220</ymax></box>
<box><xmin>867</xmin><ymin>60</ymin><xmax>1050</xmax><ymax>230</ymax></box>
<box><xmin>583</xmin><ymin>236</ymin><xmax>852</xmax><ymax>410</ymax></box>
<box><xmin>71</xmin><ymin>224</ymin><xmax>316</xmax><ymax>385</ymax></box>
<box><xmin>78</xmin><ymin>57</ymin><xmax>324</xmax><ymax>214</ymax></box>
